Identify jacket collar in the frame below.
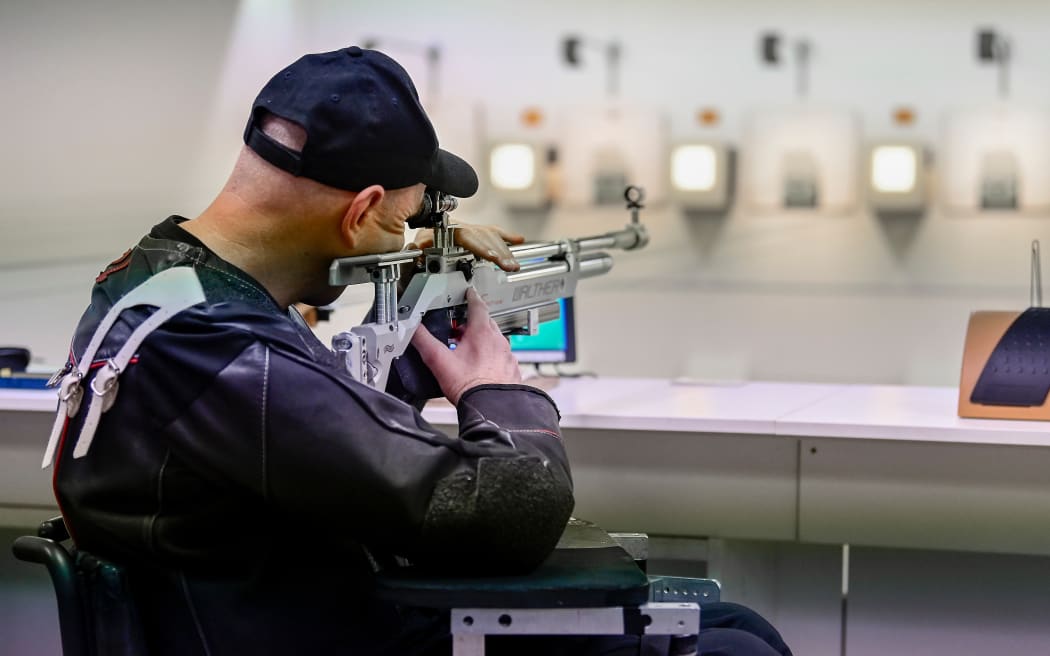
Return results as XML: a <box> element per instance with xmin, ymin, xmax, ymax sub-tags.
<box><xmin>145</xmin><ymin>216</ymin><xmax>282</xmax><ymax>313</ymax></box>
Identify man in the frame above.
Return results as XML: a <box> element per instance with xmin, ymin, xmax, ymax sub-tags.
<box><xmin>49</xmin><ymin>47</ymin><xmax>789</xmax><ymax>655</ymax></box>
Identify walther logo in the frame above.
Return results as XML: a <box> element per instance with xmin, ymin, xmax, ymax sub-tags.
<box><xmin>513</xmin><ymin>279</ymin><xmax>566</xmax><ymax>302</ymax></box>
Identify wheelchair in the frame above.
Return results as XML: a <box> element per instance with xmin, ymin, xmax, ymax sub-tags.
<box><xmin>13</xmin><ymin>516</ymin><xmax>719</xmax><ymax>656</ymax></box>
<box><xmin>12</xmin><ymin>516</ymin><xmax>144</xmax><ymax>656</ymax></box>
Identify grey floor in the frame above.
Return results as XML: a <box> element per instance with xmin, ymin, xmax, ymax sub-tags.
<box><xmin>709</xmin><ymin>539</ymin><xmax>1050</xmax><ymax>656</ymax></box>
<box><xmin>4</xmin><ymin>529</ymin><xmax>1050</xmax><ymax>656</ymax></box>
<box><xmin>1</xmin><ymin>526</ymin><xmax>62</xmax><ymax>656</ymax></box>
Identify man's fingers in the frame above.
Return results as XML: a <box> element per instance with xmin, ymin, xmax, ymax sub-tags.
<box><xmin>464</xmin><ymin>287</ymin><xmax>492</xmax><ymax>329</ymax></box>
<box><xmin>481</xmin><ymin>235</ymin><xmax>520</xmax><ymax>272</ymax></box>
<box><xmin>493</xmin><ymin>253</ymin><xmax>520</xmax><ymax>272</ymax></box>
<box><xmin>453</xmin><ymin>225</ymin><xmax>522</xmax><ymax>272</ymax></box>
<box><xmin>495</xmin><ymin>227</ymin><xmax>526</xmax><ymax>245</ymax></box>
<box><xmin>411</xmin><ymin>324</ymin><xmax>449</xmax><ymax>367</ymax></box>
<box><xmin>492</xmin><ymin>228</ymin><xmax>524</xmax><ymax>270</ymax></box>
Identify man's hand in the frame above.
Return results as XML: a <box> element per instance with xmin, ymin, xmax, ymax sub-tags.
<box><xmin>409</xmin><ymin>224</ymin><xmax>525</xmax><ymax>272</ymax></box>
<box><xmin>411</xmin><ymin>288</ymin><xmax>522</xmax><ymax>404</ymax></box>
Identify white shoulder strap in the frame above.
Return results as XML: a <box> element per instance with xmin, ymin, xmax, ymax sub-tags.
<box><xmin>42</xmin><ymin>267</ymin><xmax>206</xmax><ymax>468</ymax></box>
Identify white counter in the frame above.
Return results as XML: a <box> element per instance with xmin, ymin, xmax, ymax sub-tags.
<box><xmin>776</xmin><ymin>383</ymin><xmax>1050</xmax><ymax>446</ymax></box>
<box><xmin>0</xmin><ymin>388</ymin><xmax>59</xmax><ymax>413</ymax></box>
<box><xmin>5</xmin><ymin>378</ymin><xmax>1050</xmax><ymax>555</ymax></box>
<box><xmin>422</xmin><ymin>377</ymin><xmax>1050</xmax><ymax>446</ymax></box>
<box><xmin>422</xmin><ymin>378</ymin><xmax>845</xmax><ymax>434</ymax></box>
<box><xmin>419</xmin><ymin>377</ymin><xmax>1050</xmax><ymax>556</ymax></box>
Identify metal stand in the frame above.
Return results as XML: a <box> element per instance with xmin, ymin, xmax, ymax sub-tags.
<box><xmin>449</xmin><ymin>603</ymin><xmax>700</xmax><ymax>656</ymax></box>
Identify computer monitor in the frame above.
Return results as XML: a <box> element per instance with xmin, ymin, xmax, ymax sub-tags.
<box><xmin>510</xmin><ymin>297</ymin><xmax>577</xmax><ymax>364</ymax></box>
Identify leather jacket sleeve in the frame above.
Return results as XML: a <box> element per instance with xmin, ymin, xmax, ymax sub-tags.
<box><xmin>159</xmin><ymin>339</ymin><xmax>574</xmax><ymax>573</ymax></box>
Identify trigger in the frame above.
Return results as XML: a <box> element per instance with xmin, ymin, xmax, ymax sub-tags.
<box><xmin>455</xmin><ymin>260</ymin><xmax>473</xmax><ymax>281</ymax></box>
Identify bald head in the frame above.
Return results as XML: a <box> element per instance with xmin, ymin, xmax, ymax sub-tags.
<box><xmin>224</xmin><ymin>113</ymin><xmax>354</xmax><ymax>220</ymax></box>
<box><xmin>260</xmin><ymin>113</ymin><xmax>307</xmax><ymax>151</ymax></box>
<box><xmin>184</xmin><ymin>112</ymin><xmax>424</xmax><ymax>308</ymax></box>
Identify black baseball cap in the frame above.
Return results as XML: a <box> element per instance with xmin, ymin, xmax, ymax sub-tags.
<box><xmin>243</xmin><ymin>46</ymin><xmax>478</xmax><ymax>198</ymax></box>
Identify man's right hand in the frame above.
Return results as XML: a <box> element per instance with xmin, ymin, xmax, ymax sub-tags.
<box><xmin>410</xmin><ymin>288</ymin><xmax>522</xmax><ymax>405</ymax></box>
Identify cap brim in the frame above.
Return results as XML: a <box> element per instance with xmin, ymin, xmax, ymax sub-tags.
<box><xmin>423</xmin><ymin>149</ymin><xmax>479</xmax><ymax>199</ymax></box>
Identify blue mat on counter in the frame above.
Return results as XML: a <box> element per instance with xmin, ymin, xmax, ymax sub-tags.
<box><xmin>0</xmin><ymin>374</ymin><xmax>53</xmax><ymax>390</ymax></box>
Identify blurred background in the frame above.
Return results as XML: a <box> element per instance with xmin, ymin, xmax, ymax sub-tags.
<box><xmin>5</xmin><ymin>0</ymin><xmax>1050</xmax><ymax>385</ymax></box>
<box><xmin>5</xmin><ymin>2</ymin><xmax>1050</xmax><ymax>655</ymax></box>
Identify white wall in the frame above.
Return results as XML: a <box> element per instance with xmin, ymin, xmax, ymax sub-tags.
<box><xmin>3</xmin><ymin>0</ymin><xmax>1050</xmax><ymax>385</ymax></box>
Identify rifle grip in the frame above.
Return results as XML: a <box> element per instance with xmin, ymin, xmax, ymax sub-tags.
<box><xmin>387</xmin><ymin>309</ymin><xmax>453</xmax><ymax>403</ymax></box>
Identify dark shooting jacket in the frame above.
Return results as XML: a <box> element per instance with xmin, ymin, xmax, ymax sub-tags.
<box><xmin>50</xmin><ymin>216</ymin><xmax>574</xmax><ymax>655</ymax></box>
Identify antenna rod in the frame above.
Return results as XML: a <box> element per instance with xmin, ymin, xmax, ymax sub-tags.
<box><xmin>1031</xmin><ymin>240</ymin><xmax>1042</xmax><ymax>307</ymax></box>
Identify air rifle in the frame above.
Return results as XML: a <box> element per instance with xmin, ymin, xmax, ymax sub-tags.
<box><xmin>329</xmin><ymin>185</ymin><xmax>648</xmax><ymax>399</ymax></box>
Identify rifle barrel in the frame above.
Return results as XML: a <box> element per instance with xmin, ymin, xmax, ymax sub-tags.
<box><xmin>509</xmin><ymin>225</ymin><xmax>645</xmax><ymax>263</ymax></box>
<box><xmin>504</xmin><ymin>252</ymin><xmax>612</xmax><ymax>284</ymax></box>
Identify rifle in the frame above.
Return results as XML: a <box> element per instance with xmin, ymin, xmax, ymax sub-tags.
<box><xmin>329</xmin><ymin>185</ymin><xmax>648</xmax><ymax>399</ymax></box>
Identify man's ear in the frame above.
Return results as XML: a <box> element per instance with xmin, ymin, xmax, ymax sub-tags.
<box><xmin>340</xmin><ymin>185</ymin><xmax>385</xmax><ymax>249</ymax></box>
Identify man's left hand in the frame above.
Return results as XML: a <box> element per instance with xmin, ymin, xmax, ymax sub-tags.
<box><xmin>409</xmin><ymin>224</ymin><xmax>525</xmax><ymax>272</ymax></box>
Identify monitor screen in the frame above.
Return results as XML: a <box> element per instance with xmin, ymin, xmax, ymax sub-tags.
<box><xmin>510</xmin><ymin>297</ymin><xmax>576</xmax><ymax>364</ymax></box>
